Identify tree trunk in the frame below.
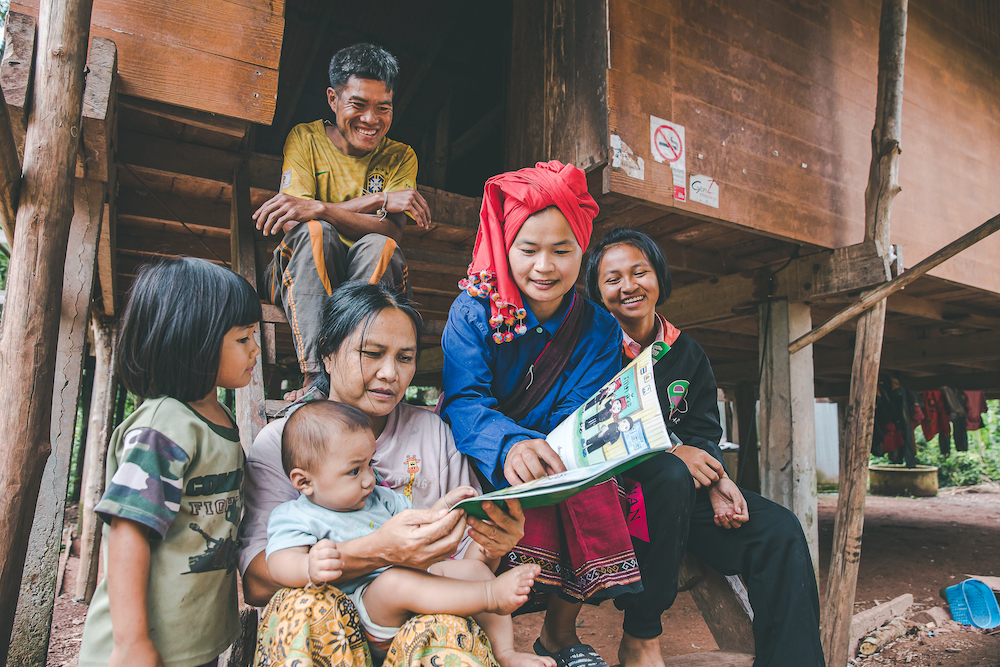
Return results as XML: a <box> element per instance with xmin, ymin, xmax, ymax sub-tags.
<box><xmin>821</xmin><ymin>2</ymin><xmax>907</xmax><ymax>666</ymax></box>
<box><xmin>0</xmin><ymin>0</ymin><xmax>94</xmax><ymax>659</ymax></box>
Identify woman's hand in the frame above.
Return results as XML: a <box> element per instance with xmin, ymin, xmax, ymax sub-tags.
<box><xmin>504</xmin><ymin>439</ymin><xmax>566</xmax><ymax>486</ymax></box>
<box><xmin>671</xmin><ymin>444</ymin><xmax>724</xmax><ymax>489</ymax></box>
<box><xmin>467</xmin><ymin>498</ymin><xmax>525</xmax><ymax>562</ymax></box>
<box><xmin>707</xmin><ymin>476</ymin><xmax>750</xmax><ymax>529</ymax></box>
<box><xmin>374</xmin><ymin>507</ymin><xmax>468</xmax><ymax>570</ymax></box>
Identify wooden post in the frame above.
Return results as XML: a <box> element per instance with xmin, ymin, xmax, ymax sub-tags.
<box><xmin>9</xmin><ymin>178</ymin><xmax>104</xmax><ymax>666</ymax></box>
<box><xmin>75</xmin><ymin>311</ymin><xmax>117</xmax><ymax>603</ymax></box>
<box><xmin>733</xmin><ymin>381</ymin><xmax>760</xmax><ymax>494</ymax></box>
<box><xmin>0</xmin><ymin>0</ymin><xmax>95</xmax><ymax>656</ymax></box>
<box><xmin>821</xmin><ymin>3</ymin><xmax>907</xmax><ymax>666</ymax></box>
<box><xmin>0</xmin><ymin>83</ymin><xmax>21</xmax><ymax>242</ymax></box>
<box><xmin>757</xmin><ymin>300</ymin><xmax>818</xmax><ymax>571</ymax></box>
<box><xmin>678</xmin><ymin>553</ymin><xmax>755</xmax><ymax>654</ymax></box>
<box><xmin>231</xmin><ymin>159</ymin><xmax>266</xmax><ymax>451</ymax></box>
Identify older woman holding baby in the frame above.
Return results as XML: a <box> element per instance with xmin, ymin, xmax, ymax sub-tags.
<box><xmin>239</xmin><ymin>281</ymin><xmax>527</xmax><ymax>667</ymax></box>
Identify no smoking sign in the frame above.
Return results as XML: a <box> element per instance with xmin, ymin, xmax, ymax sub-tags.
<box><xmin>650</xmin><ymin>115</ymin><xmax>687</xmax><ymax>201</ymax></box>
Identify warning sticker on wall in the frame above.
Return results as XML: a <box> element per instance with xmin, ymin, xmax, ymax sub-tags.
<box><xmin>649</xmin><ymin>116</ymin><xmax>686</xmax><ymax>202</ymax></box>
<box><xmin>689</xmin><ymin>174</ymin><xmax>719</xmax><ymax>208</ymax></box>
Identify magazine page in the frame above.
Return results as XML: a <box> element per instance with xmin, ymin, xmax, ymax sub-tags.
<box><xmin>450</xmin><ymin>343</ymin><xmax>676</xmax><ymax>519</ymax></box>
<box><xmin>546</xmin><ymin>343</ymin><xmax>671</xmax><ymax>469</ymax></box>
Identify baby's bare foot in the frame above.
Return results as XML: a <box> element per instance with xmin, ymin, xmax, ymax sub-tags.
<box><xmin>484</xmin><ymin>564</ymin><xmax>539</xmax><ymax>615</ymax></box>
<box><xmin>496</xmin><ymin>649</ymin><xmax>557</xmax><ymax>667</ymax></box>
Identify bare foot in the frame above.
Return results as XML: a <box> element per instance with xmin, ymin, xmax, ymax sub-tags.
<box><xmin>618</xmin><ymin>633</ymin><xmax>665</xmax><ymax>667</ymax></box>
<box><xmin>496</xmin><ymin>648</ymin><xmax>557</xmax><ymax>667</ymax></box>
<box><xmin>283</xmin><ymin>386</ymin><xmax>309</xmax><ymax>401</ymax></box>
<box><xmin>484</xmin><ymin>564</ymin><xmax>539</xmax><ymax>615</ymax></box>
<box><xmin>283</xmin><ymin>373</ymin><xmax>318</xmax><ymax>401</ymax></box>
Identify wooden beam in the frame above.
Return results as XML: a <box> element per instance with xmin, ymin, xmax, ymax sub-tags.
<box><xmin>0</xmin><ymin>12</ymin><xmax>37</xmax><ymax>162</ymax></box>
<box><xmin>792</xmin><ymin>213</ymin><xmax>1000</xmax><ymax>354</ymax></box>
<box><xmin>0</xmin><ymin>84</ymin><xmax>21</xmax><ymax>243</ymax></box>
<box><xmin>119</xmin><ymin>95</ymin><xmax>248</xmax><ymax>138</ymax></box>
<box><xmin>886</xmin><ymin>292</ymin><xmax>1000</xmax><ymax>331</ymax></box>
<box><xmin>757</xmin><ymin>300</ymin><xmax>818</xmax><ymax>570</ymax></box>
<box><xmin>231</xmin><ymin>159</ymin><xmax>266</xmax><ymax>450</ymax></box>
<box><xmin>663</xmin><ymin>242</ymin><xmax>889</xmax><ymax>328</ymax></box>
<box><xmin>814</xmin><ymin>329</ymin><xmax>1000</xmax><ymax>373</ymax></box>
<box><xmin>679</xmin><ymin>553</ymin><xmax>755</xmax><ymax>654</ymax></box>
<box><xmin>9</xmin><ymin>178</ymin><xmax>103</xmax><ymax>666</ymax></box>
<box><xmin>80</xmin><ymin>37</ymin><xmax>116</xmax><ymax>183</ymax></box>
<box><xmin>75</xmin><ymin>312</ymin><xmax>116</xmax><ymax>602</ymax></box>
<box><xmin>0</xmin><ymin>0</ymin><xmax>94</xmax><ymax>657</ymax></box>
<box><xmin>821</xmin><ymin>3</ymin><xmax>907</xmax><ymax>666</ymax></box>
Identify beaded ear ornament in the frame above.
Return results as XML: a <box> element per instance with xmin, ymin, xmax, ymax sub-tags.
<box><xmin>458</xmin><ymin>270</ymin><xmax>528</xmax><ymax>344</ymax></box>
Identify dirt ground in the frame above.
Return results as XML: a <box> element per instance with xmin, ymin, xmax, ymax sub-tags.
<box><xmin>46</xmin><ymin>484</ymin><xmax>1000</xmax><ymax>666</ymax></box>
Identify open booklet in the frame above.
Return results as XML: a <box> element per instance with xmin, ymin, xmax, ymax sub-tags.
<box><xmin>451</xmin><ymin>342</ymin><xmax>679</xmax><ymax>519</ymax></box>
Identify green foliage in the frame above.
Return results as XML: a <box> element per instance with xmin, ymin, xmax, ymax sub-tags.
<box><xmin>871</xmin><ymin>399</ymin><xmax>1000</xmax><ymax>487</ymax></box>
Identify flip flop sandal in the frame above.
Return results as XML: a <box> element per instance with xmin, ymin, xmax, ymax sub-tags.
<box><xmin>533</xmin><ymin>639</ymin><xmax>610</xmax><ymax>667</ymax></box>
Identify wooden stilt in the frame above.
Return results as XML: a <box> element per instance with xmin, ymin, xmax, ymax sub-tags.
<box><xmin>9</xmin><ymin>178</ymin><xmax>104</xmax><ymax>666</ymax></box>
<box><xmin>231</xmin><ymin>159</ymin><xmax>266</xmax><ymax>451</ymax></box>
<box><xmin>821</xmin><ymin>3</ymin><xmax>908</xmax><ymax>666</ymax></box>
<box><xmin>75</xmin><ymin>312</ymin><xmax>117</xmax><ymax>603</ymax></box>
<box><xmin>0</xmin><ymin>82</ymin><xmax>21</xmax><ymax>242</ymax></box>
<box><xmin>757</xmin><ymin>299</ymin><xmax>819</xmax><ymax>572</ymax></box>
<box><xmin>733</xmin><ymin>381</ymin><xmax>760</xmax><ymax>494</ymax></box>
<box><xmin>0</xmin><ymin>0</ymin><xmax>95</xmax><ymax>655</ymax></box>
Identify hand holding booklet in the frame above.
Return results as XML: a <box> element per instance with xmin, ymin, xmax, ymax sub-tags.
<box><xmin>451</xmin><ymin>342</ymin><xmax>679</xmax><ymax>519</ymax></box>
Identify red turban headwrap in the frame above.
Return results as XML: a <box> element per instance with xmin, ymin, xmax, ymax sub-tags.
<box><xmin>459</xmin><ymin>160</ymin><xmax>599</xmax><ymax>344</ymax></box>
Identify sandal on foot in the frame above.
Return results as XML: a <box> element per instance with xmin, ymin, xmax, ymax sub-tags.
<box><xmin>532</xmin><ymin>640</ymin><xmax>609</xmax><ymax>667</ymax></box>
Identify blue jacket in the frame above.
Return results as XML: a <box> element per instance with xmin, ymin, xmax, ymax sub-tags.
<box><xmin>441</xmin><ymin>291</ymin><xmax>623</xmax><ymax>488</ymax></box>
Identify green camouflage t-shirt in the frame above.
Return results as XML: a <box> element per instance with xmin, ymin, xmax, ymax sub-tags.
<box><xmin>79</xmin><ymin>397</ymin><xmax>243</xmax><ymax>667</ymax></box>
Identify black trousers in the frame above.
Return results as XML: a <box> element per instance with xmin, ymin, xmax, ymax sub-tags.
<box><xmin>614</xmin><ymin>453</ymin><xmax>825</xmax><ymax>667</ymax></box>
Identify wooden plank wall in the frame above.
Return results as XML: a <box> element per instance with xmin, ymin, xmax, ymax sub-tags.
<box><xmin>11</xmin><ymin>0</ymin><xmax>283</xmax><ymax>124</ymax></box>
<box><xmin>506</xmin><ymin>0</ymin><xmax>609</xmax><ymax>171</ymax></box>
<box><xmin>606</xmin><ymin>0</ymin><xmax>1000</xmax><ymax>295</ymax></box>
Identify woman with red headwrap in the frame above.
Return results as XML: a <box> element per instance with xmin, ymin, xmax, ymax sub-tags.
<box><xmin>441</xmin><ymin>161</ymin><xmax>636</xmax><ymax>667</ymax></box>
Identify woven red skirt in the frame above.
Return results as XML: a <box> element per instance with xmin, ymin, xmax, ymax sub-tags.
<box><xmin>500</xmin><ymin>478</ymin><xmax>642</xmax><ymax>604</ymax></box>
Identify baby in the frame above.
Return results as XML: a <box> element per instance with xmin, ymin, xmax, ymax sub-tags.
<box><xmin>266</xmin><ymin>401</ymin><xmax>555</xmax><ymax>667</ymax></box>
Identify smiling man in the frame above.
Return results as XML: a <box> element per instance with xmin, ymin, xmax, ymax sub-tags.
<box><xmin>253</xmin><ymin>43</ymin><xmax>432</xmax><ymax>399</ymax></box>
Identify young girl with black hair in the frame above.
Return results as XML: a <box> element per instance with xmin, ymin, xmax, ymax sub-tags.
<box><xmin>79</xmin><ymin>257</ymin><xmax>262</xmax><ymax>667</ymax></box>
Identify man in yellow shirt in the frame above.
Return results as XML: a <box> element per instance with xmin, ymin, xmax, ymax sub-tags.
<box><xmin>253</xmin><ymin>44</ymin><xmax>431</xmax><ymax>396</ymax></box>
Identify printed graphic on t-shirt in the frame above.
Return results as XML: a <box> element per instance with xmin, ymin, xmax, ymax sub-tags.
<box><xmin>185</xmin><ymin>524</ymin><xmax>240</xmax><ymax>575</ymax></box>
<box><xmin>402</xmin><ymin>454</ymin><xmax>421</xmax><ymax>501</ymax></box>
<box><xmin>364</xmin><ymin>168</ymin><xmax>389</xmax><ymax>195</ymax></box>
<box><xmin>666</xmin><ymin>380</ymin><xmax>690</xmax><ymax>422</ymax></box>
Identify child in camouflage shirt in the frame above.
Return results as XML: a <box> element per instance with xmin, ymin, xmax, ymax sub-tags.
<box><xmin>79</xmin><ymin>258</ymin><xmax>261</xmax><ymax>667</ymax></box>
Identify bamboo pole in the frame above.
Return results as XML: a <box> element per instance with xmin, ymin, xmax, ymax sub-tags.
<box><xmin>821</xmin><ymin>3</ymin><xmax>907</xmax><ymax>666</ymax></box>
<box><xmin>75</xmin><ymin>312</ymin><xmax>117</xmax><ymax>603</ymax></box>
<box><xmin>0</xmin><ymin>0</ymin><xmax>94</xmax><ymax>658</ymax></box>
<box><xmin>789</xmin><ymin>212</ymin><xmax>1000</xmax><ymax>354</ymax></box>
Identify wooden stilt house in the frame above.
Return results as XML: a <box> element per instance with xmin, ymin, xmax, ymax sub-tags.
<box><xmin>1</xmin><ymin>0</ymin><xmax>999</xmax><ymax>665</ymax></box>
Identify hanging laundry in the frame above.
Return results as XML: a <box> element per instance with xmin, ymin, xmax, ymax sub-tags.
<box><xmin>921</xmin><ymin>390</ymin><xmax>952</xmax><ymax>457</ymax></box>
<box><xmin>873</xmin><ymin>377</ymin><xmax>917</xmax><ymax>467</ymax></box>
<box><xmin>965</xmin><ymin>390</ymin><xmax>988</xmax><ymax>432</ymax></box>
<box><xmin>942</xmin><ymin>387</ymin><xmax>969</xmax><ymax>453</ymax></box>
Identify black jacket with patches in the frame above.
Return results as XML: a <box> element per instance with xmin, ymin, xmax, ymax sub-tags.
<box><xmin>627</xmin><ymin>331</ymin><xmax>725</xmax><ymax>466</ymax></box>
